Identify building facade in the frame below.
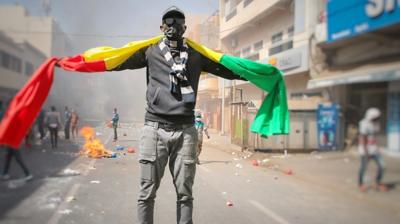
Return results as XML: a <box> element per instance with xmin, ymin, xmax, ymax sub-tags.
<box><xmin>196</xmin><ymin>11</ymin><xmax>223</xmax><ymax>131</ymax></box>
<box><xmin>0</xmin><ymin>31</ymin><xmax>46</xmax><ymax>103</ymax></box>
<box><xmin>0</xmin><ymin>5</ymin><xmax>74</xmax><ymax>114</ymax></box>
<box><xmin>310</xmin><ymin>0</ymin><xmax>400</xmax><ymax>153</ymax></box>
<box><xmin>219</xmin><ymin>0</ymin><xmax>326</xmax><ymax>151</ymax></box>
<box><xmin>0</xmin><ymin>5</ymin><xmax>72</xmax><ymax>57</ymax></box>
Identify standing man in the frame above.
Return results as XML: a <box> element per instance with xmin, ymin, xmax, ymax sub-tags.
<box><xmin>194</xmin><ymin>112</ymin><xmax>210</xmax><ymax>164</ymax></box>
<box><xmin>64</xmin><ymin>106</ymin><xmax>72</xmax><ymax>140</ymax></box>
<box><xmin>46</xmin><ymin>106</ymin><xmax>62</xmax><ymax>149</ymax></box>
<box><xmin>37</xmin><ymin>109</ymin><xmax>46</xmax><ymax>142</ymax></box>
<box><xmin>113</xmin><ymin>6</ymin><xmax>245</xmax><ymax>224</ymax></box>
<box><xmin>70</xmin><ymin>109</ymin><xmax>79</xmax><ymax>140</ymax></box>
<box><xmin>112</xmin><ymin>108</ymin><xmax>119</xmax><ymax>142</ymax></box>
<box><xmin>358</xmin><ymin>107</ymin><xmax>387</xmax><ymax>192</ymax></box>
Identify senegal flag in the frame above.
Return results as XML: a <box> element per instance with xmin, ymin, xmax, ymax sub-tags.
<box><xmin>0</xmin><ymin>35</ymin><xmax>289</xmax><ymax>148</ymax></box>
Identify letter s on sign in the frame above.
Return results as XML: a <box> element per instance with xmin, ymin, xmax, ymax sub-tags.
<box><xmin>365</xmin><ymin>0</ymin><xmax>384</xmax><ymax>18</ymax></box>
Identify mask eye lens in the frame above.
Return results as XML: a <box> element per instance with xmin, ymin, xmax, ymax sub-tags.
<box><xmin>176</xmin><ymin>18</ymin><xmax>185</xmax><ymax>25</ymax></box>
<box><xmin>165</xmin><ymin>18</ymin><xmax>174</xmax><ymax>25</ymax></box>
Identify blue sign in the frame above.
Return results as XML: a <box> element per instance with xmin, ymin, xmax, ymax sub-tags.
<box><xmin>327</xmin><ymin>0</ymin><xmax>400</xmax><ymax>42</ymax></box>
<box><xmin>317</xmin><ymin>103</ymin><xmax>339</xmax><ymax>150</ymax></box>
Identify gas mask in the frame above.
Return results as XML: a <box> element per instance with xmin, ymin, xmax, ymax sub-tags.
<box><xmin>162</xmin><ymin>17</ymin><xmax>186</xmax><ymax>40</ymax></box>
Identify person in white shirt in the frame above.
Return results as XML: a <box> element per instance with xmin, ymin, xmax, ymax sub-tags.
<box><xmin>358</xmin><ymin>107</ymin><xmax>386</xmax><ymax>192</ymax></box>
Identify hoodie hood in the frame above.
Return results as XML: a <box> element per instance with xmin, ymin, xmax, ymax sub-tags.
<box><xmin>364</xmin><ymin>107</ymin><xmax>381</xmax><ymax>121</ymax></box>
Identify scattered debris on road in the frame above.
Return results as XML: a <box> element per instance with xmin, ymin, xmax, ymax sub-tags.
<box><xmin>7</xmin><ymin>179</ymin><xmax>27</xmax><ymax>189</ymax></box>
<box><xmin>115</xmin><ymin>145</ymin><xmax>124</xmax><ymax>151</ymax></box>
<box><xmin>284</xmin><ymin>168</ymin><xmax>293</xmax><ymax>175</ymax></box>
<box><xmin>90</xmin><ymin>180</ymin><xmax>100</xmax><ymax>184</ymax></box>
<box><xmin>59</xmin><ymin>209</ymin><xmax>72</xmax><ymax>215</ymax></box>
<box><xmin>66</xmin><ymin>196</ymin><xmax>75</xmax><ymax>202</ymax></box>
<box><xmin>63</xmin><ymin>168</ymin><xmax>80</xmax><ymax>176</ymax></box>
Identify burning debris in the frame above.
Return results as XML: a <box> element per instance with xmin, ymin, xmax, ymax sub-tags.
<box><xmin>80</xmin><ymin>127</ymin><xmax>113</xmax><ymax>158</ymax></box>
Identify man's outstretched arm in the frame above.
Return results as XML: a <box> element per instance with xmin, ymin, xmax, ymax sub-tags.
<box><xmin>201</xmin><ymin>55</ymin><xmax>246</xmax><ymax>80</ymax></box>
<box><xmin>112</xmin><ymin>47</ymin><xmax>148</xmax><ymax>71</ymax></box>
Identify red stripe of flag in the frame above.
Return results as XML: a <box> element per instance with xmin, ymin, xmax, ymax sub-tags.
<box><xmin>0</xmin><ymin>58</ymin><xmax>58</xmax><ymax>149</ymax></box>
<box><xmin>59</xmin><ymin>55</ymin><xmax>107</xmax><ymax>72</ymax></box>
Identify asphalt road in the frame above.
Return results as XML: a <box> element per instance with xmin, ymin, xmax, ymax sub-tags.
<box><xmin>1</xmin><ymin>123</ymin><xmax>400</xmax><ymax>224</ymax></box>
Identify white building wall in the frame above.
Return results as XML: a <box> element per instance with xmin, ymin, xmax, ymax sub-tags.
<box><xmin>0</xmin><ymin>5</ymin><xmax>70</xmax><ymax>57</ymax></box>
<box><xmin>0</xmin><ymin>33</ymin><xmax>46</xmax><ymax>101</ymax></box>
<box><xmin>0</xmin><ymin>38</ymin><xmax>26</xmax><ymax>91</ymax></box>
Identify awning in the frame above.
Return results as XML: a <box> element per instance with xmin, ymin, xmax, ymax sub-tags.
<box><xmin>307</xmin><ymin>64</ymin><xmax>400</xmax><ymax>89</ymax></box>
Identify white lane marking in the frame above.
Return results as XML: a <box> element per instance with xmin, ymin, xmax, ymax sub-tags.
<box><xmin>47</xmin><ymin>183</ymin><xmax>81</xmax><ymax>224</ymax></box>
<box><xmin>249</xmin><ymin>200</ymin><xmax>291</xmax><ymax>224</ymax></box>
<box><xmin>199</xmin><ymin>166</ymin><xmax>211</xmax><ymax>173</ymax></box>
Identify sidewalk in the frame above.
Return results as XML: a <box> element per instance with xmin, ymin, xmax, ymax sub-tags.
<box><xmin>204</xmin><ymin>130</ymin><xmax>400</xmax><ymax>211</ymax></box>
<box><xmin>203</xmin><ymin>129</ymin><xmax>242</xmax><ymax>153</ymax></box>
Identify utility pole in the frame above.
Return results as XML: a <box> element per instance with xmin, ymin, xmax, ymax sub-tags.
<box><xmin>42</xmin><ymin>0</ymin><xmax>51</xmax><ymax>16</ymax></box>
<box><xmin>221</xmin><ymin>79</ymin><xmax>225</xmax><ymax>135</ymax></box>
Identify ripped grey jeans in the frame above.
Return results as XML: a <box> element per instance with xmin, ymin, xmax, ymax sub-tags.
<box><xmin>137</xmin><ymin>122</ymin><xmax>198</xmax><ymax>224</ymax></box>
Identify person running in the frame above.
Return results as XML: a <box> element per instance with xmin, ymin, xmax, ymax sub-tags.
<box><xmin>1</xmin><ymin>100</ymin><xmax>33</xmax><ymax>181</ymax></box>
<box><xmin>358</xmin><ymin>107</ymin><xmax>387</xmax><ymax>192</ymax></box>
<box><xmin>70</xmin><ymin>109</ymin><xmax>79</xmax><ymax>139</ymax></box>
<box><xmin>112</xmin><ymin>108</ymin><xmax>119</xmax><ymax>142</ymax></box>
<box><xmin>194</xmin><ymin>112</ymin><xmax>210</xmax><ymax>164</ymax></box>
<box><xmin>46</xmin><ymin>106</ymin><xmax>62</xmax><ymax>149</ymax></box>
<box><xmin>1</xmin><ymin>147</ymin><xmax>33</xmax><ymax>181</ymax></box>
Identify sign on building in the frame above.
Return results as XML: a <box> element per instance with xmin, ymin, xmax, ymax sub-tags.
<box><xmin>327</xmin><ymin>0</ymin><xmax>400</xmax><ymax>42</ymax></box>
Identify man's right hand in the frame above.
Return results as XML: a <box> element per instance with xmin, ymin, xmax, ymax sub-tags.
<box><xmin>55</xmin><ymin>58</ymin><xmax>62</xmax><ymax>68</ymax></box>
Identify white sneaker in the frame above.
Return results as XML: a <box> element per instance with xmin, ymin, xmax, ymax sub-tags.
<box><xmin>24</xmin><ymin>175</ymin><xmax>33</xmax><ymax>181</ymax></box>
<box><xmin>1</xmin><ymin>174</ymin><xmax>10</xmax><ymax>180</ymax></box>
